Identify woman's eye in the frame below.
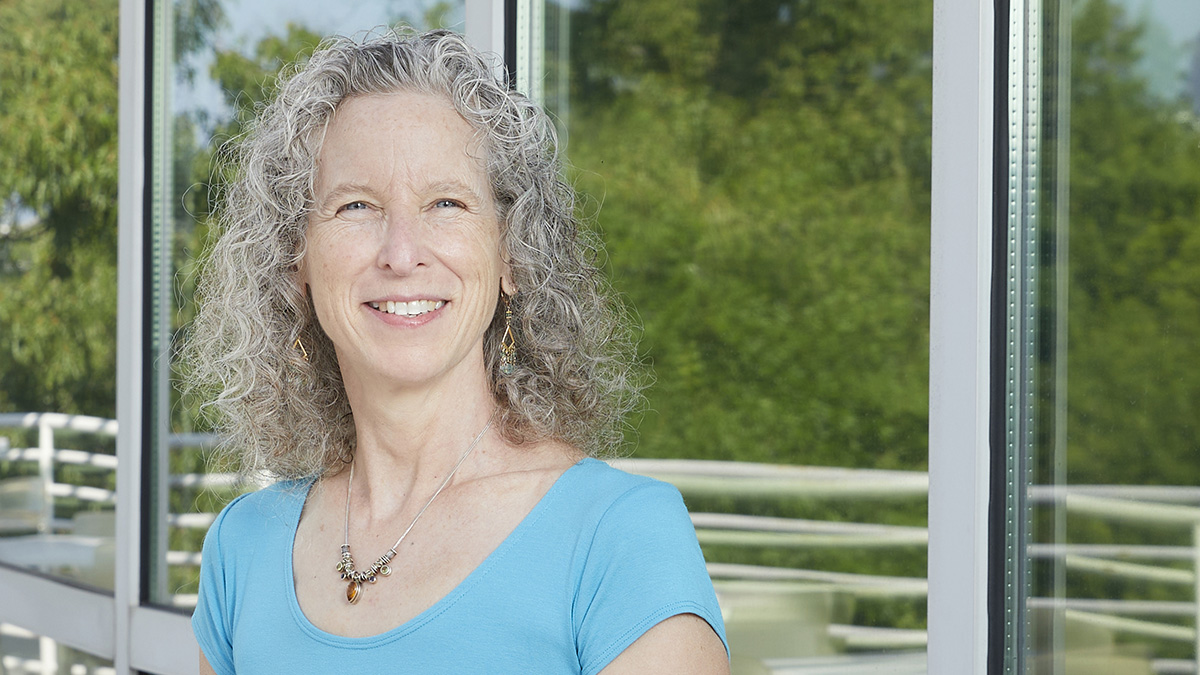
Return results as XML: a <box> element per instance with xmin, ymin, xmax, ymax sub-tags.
<box><xmin>337</xmin><ymin>201</ymin><xmax>369</xmax><ymax>213</ymax></box>
<box><xmin>434</xmin><ymin>199</ymin><xmax>463</xmax><ymax>209</ymax></box>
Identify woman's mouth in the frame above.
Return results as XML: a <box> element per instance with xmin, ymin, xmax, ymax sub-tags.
<box><xmin>368</xmin><ymin>300</ymin><xmax>446</xmax><ymax>317</ymax></box>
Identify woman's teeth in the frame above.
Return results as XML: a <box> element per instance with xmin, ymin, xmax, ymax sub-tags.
<box><xmin>369</xmin><ymin>300</ymin><xmax>445</xmax><ymax>317</ymax></box>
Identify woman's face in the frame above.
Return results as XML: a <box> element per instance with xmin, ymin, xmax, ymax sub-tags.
<box><xmin>299</xmin><ymin>91</ymin><xmax>509</xmax><ymax>393</ymax></box>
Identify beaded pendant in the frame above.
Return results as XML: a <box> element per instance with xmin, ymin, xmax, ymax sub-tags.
<box><xmin>336</xmin><ymin>544</ymin><xmax>393</xmax><ymax>604</ymax></box>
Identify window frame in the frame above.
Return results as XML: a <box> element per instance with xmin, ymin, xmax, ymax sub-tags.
<box><xmin>928</xmin><ymin>1</ymin><xmax>998</xmax><ymax>673</ymax></box>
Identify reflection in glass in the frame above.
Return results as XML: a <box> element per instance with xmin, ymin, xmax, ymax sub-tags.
<box><xmin>0</xmin><ymin>622</ymin><xmax>114</xmax><ymax>674</ymax></box>
<box><xmin>1013</xmin><ymin>0</ymin><xmax>1200</xmax><ymax>672</ymax></box>
<box><xmin>148</xmin><ymin>0</ymin><xmax>468</xmax><ymax>609</ymax></box>
<box><xmin>535</xmin><ymin>0</ymin><xmax>933</xmax><ymax>670</ymax></box>
<box><xmin>0</xmin><ymin>0</ymin><xmax>120</xmax><ymax>591</ymax></box>
<box><xmin>0</xmin><ymin>415</ymin><xmax>117</xmax><ymax>591</ymax></box>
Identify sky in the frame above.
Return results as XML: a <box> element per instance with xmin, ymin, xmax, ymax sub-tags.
<box><xmin>174</xmin><ymin>0</ymin><xmax>466</xmax><ymax>131</ymax></box>
<box><xmin>1111</xmin><ymin>0</ymin><xmax>1200</xmax><ymax>102</ymax></box>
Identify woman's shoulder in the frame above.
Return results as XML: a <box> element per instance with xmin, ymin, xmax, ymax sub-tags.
<box><xmin>556</xmin><ymin>458</ymin><xmax>689</xmax><ymax>523</ymax></box>
<box><xmin>572</xmin><ymin>456</ymin><xmax>665</xmax><ymax>487</ymax></box>
<box><xmin>205</xmin><ymin>478</ymin><xmax>313</xmax><ymax>542</ymax></box>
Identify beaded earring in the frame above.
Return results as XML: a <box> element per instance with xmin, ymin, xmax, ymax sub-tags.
<box><xmin>499</xmin><ymin>293</ymin><xmax>517</xmax><ymax>375</ymax></box>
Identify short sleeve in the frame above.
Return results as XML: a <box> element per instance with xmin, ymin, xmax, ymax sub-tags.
<box><xmin>191</xmin><ymin>494</ymin><xmax>250</xmax><ymax>675</ymax></box>
<box><xmin>572</xmin><ymin>480</ymin><xmax>727</xmax><ymax>675</ymax></box>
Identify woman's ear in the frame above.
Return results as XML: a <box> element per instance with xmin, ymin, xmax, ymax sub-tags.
<box><xmin>293</xmin><ymin>245</ymin><xmax>310</xmax><ymax>294</ymax></box>
<box><xmin>293</xmin><ymin>269</ymin><xmax>309</xmax><ymax>300</ymax></box>
<box><xmin>498</xmin><ymin>224</ymin><xmax>516</xmax><ymax>297</ymax></box>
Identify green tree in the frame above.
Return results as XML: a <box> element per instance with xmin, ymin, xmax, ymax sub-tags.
<box><xmin>562</xmin><ymin>0</ymin><xmax>934</xmax><ymax>468</ymax></box>
<box><xmin>1064</xmin><ymin>0</ymin><xmax>1200</xmax><ymax>488</ymax></box>
<box><xmin>0</xmin><ymin>0</ymin><xmax>222</xmax><ymax>416</ymax></box>
<box><xmin>0</xmin><ymin>0</ymin><xmax>121</xmax><ymax>416</ymax></box>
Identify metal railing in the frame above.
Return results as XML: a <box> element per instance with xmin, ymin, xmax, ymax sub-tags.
<box><xmin>2</xmin><ymin>412</ymin><xmax>1198</xmax><ymax>674</ymax></box>
<box><xmin>0</xmin><ymin>622</ymin><xmax>114</xmax><ymax>675</ymax></box>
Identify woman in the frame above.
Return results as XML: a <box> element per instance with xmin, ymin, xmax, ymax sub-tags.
<box><xmin>184</xmin><ymin>29</ymin><xmax>728</xmax><ymax>674</ymax></box>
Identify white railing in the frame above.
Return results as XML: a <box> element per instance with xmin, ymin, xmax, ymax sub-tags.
<box><xmin>2</xmin><ymin>413</ymin><xmax>1198</xmax><ymax>674</ymax></box>
<box><xmin>0</xmin><ymin>621</ymin><xmax>115</xmax><ymax>675</ymax></box>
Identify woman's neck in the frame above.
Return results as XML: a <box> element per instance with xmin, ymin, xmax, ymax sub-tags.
<box><xmin>336</xmin><ymin>357</ymin><xmax>500</xmax><ymax>517</ymax></box>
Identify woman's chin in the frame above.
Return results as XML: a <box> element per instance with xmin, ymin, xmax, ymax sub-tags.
<box><xmin>343</xmin><ymin>349</ymin><xmax>485</xmax><ymax>395</ymax></box>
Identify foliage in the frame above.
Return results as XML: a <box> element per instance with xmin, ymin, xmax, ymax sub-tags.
<box><xmin>562</xmin><ymin>0</ymin><xmax>933</xmax><ymax>467</ymax></box>
<box><xmin>1062</xmin><ymin>0</ymin><xmax>1200</xmax><ymax>488</ymax></box>
<box><xmin>0</xmin><ymin>0</ymin><xmax>222</xmax><ymax>416</ymax></box>
<box><xmin>0</xmin><ymin>0</ymin><xmax>120</xmax><ymax>416</ymax></box>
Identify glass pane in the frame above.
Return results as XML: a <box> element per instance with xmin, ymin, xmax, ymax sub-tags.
<box><xmin>0</xmin><ymin>0</ymin><xmax>119</xmax><ymax>591</ymax></box>
<box><xmin>0</xmin><ymin>622</ymin><xmax>113</xmax><ymax>675</ymax></box>
<box><xmin>1009</xmin><ymin>0</ymin><xmax>1200</xmax><ymax>672</ymax></box>
<box><xmin>532</xmin><ymin>0</ymin><xmax>932</xmax><ymax>671</ymax></box>
<box><xmin>148</xmin><ymin>0</ymin><xmax>467</xmax><ymax>609</ymax></box>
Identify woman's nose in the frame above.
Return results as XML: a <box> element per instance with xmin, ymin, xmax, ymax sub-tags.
<box><xmin>376</xmin><ymin>213</ymin><xmax>425</xmax><ymax>274</ymax></box>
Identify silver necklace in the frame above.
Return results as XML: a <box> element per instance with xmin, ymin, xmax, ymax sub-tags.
<box><xmin>336</xmin><ymin>417</ymin><xmax>493</xmax><ymax>605</ymax></box>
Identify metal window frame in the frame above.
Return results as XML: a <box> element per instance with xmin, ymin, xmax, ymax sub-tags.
<box><xmin>928</xmin><ymin>0</ymin><xmax>997</xmax><ymax>673</ymax></box>
<box><xmin>0</xmin><ymin>564</ymin><xmax>115</xmax><ymax>658</ymax></box>
<box><xmin>115</xmin><ymin>0</ymin><xmax>204</xmax><ymax>672</ymax></box>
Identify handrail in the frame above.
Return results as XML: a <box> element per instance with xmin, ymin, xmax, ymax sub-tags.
<box><xmin>1030</xmin><ymin>484</ymin><xmax>1200</xmax><ymax>505</ymax></box>
<box><xmin>0</xmin><ymin>412</ymin><xmax>119</xmax><ymax>436</ymax></box>
<box><xmin>611</xmin><ymin>457</ymin><xmax>929</xmax><ymax>499</ymax></box>
<box><xmin>4</xmin><ymin>413</ymin><xmax>1200</xmax><ymax>663</ymax></box>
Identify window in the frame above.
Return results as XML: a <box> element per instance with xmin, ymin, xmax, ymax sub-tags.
<box><xmin>998</xmin><ymin>0</ymin><xmax>1200</xmax><ymax>672</ymax></box>
<box><xmin>521</xmin><ymin>0</ymin><xmax>932</xmax><ymax>669</ymax></box>
<box><xmin>0</xmin><ymin>0</ymin><xmax>120</xmax><ymax>592</ymax></box>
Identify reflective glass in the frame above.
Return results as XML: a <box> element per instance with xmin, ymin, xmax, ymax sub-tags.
<box><xmin>0</xmin><ymin>622</ymin><xmax>113</xmax><ymax>675</ymax></box>
<box><xmin>1006</xmin><ymin>0</ymin><xmax>1200</xmax><ymax>672</ymax></box>
<box><xmin>148</xmin><ymin>0</ymin><xmax>467</xmax><ymax>609</ymax></box>
<box><xmin>529</xmin><ymin>0</ymin><xmax>932</xmax><ymax>670</ymax></box>
<box><xmin>0</xmin><ymin>0</ymin><xmax>119</xmax><ymax>591</ymax></box>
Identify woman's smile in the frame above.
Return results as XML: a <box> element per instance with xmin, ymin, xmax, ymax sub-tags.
<box><xmin>367</xmin><ymin>299</ymin><xmax>446</xmax><ymax>318</ymax></box>
<box><xmin>365</xmin><ymin>298</ymin><xmax>448</xmax><ymax>327</ymax></box>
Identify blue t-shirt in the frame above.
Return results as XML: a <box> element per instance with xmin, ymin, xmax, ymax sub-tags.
<box><xmin>192</xmin><ymin>457</ymin><xmax>727</xmax><ymax>674</ymax></box>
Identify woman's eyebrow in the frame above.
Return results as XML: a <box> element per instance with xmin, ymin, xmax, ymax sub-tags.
<box><xmin>314</xmin><ymin>180</ymin><xmax>488</xmax><ymax>207</ymax></box>
<box><xmin>315</xmin><ymin>182</ymin><xmax>376</xmax><ymax>206</ymax></box>
<box><xmin>424</xmin><ymin>179</ymin><xmax>486</xmax><ymax>203</ymax></box>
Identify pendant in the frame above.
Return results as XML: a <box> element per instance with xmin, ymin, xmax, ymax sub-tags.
<box><xmin>346</xmin><ymin>580</ymin><xmax>362</xmax><ymax>604</ymax></box>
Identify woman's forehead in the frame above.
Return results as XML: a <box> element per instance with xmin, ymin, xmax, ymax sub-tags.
<box><xmin>314</xmin><ymin>92</ymin><xmax>489</xmax><ymax>191</ymax></box>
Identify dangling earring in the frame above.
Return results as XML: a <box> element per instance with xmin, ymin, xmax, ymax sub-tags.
<box><xmin>499</xmin><ymin>293</ymin><xmax>517</xmax><ymax>376</ymax></box>
<box><xmin>293</xmin><ymin>337</ymin><xmax>310</xmax><ymax>362</ymax></box>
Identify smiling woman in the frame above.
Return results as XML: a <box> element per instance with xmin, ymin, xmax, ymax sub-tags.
<box><xmin>181</xmin><ymin>29</ymin><xmax>728</xmax><ymax>674</ymax></box>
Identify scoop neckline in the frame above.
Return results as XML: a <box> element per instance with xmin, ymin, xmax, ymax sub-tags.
<box><xmin>284</xmin><ymin>456</ymin><xmax>597</xmax><ymax>647</ymax></box>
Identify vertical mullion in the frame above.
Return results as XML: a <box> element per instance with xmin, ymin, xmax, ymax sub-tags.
<box><xmin>148</xmin><ymin>0</ymin><xmax>174</xmax><ymax>606</ymax></box>
<box><xmin>465</xmin><ymin>0</ymin><xmax>506</xmax><ymax>72</ymax></box>
<box><xmin>1001</xmin><ymin>0</ymin><xmax>1025</xmax><ymax>668</ymax></box>
<box><xmin>1000</xmin><ymin>0</ymin><xmax>1041</xmax><ymax>670</ymax></box>
<box><xmin>928</xmin><ymin>0</ymin><xmax>996</xmax><ymax>672</ymax></box>
<box><xmin>514</xmin><ymin>0</ymin><xmax>545</xmax><ymax>103</ymax></box>
<box><xmin>115</xmin><ymin>0</ymin><xmax>148</xmax><ymax>670</ymax></box>
<box><xmin>1020</xmin><ymin>3</ymin><xmax>1042</xmax><ymax>671</ymax></box>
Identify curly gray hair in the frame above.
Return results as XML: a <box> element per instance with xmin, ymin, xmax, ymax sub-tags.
<box><xmin>182</xmin><ymin>28</ymin><xmax>644</xmax><ymax>480</ymax></box>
